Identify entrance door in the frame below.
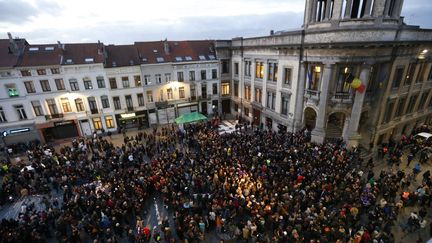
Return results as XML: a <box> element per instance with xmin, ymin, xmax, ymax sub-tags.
<box><xmin>201</xmin><ymin>102</ymin><xmax>208</xmax><ymax>115</ymax></box>
<box><xmin>80</xmin><ymin>120</ymin><xmax>92</xmax><ymax>136</ymax></box>
<box><xmin>253</xmin><ymin>109</ymin><xmax>261</xmax><ymax>125</ymax></box>
<box><xmin>222</xmin><ymin>99</ymin><xmax>231</xmax><ymax>114</ymax></box>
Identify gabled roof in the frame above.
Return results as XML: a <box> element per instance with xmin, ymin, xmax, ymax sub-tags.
<box><xmin>134</xmin><ymin>40</ymin><xmax>216</xmax><ymax>64</ymax></box>
<box><xmin>62</xmin><ymin>43</ymin><xmax>105</xmax><ymax>65</ymax></box>
<box><xmin>19</xmin><ymin>44</ymin><xmax>62</xmax><ymax>67</ymax></box>
<box><xmin>0</xmin><ymin>38</ymin><xmax>27</xmax><ymax>68</ymax></box>
<box><xmin>105</xmin><ymin>44</ymin><xmax>140</xmax><ymax>68</ymax></box>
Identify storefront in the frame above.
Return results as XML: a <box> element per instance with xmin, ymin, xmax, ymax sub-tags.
<box><xmin>42</xmin><ymin>120</ymin><xmax>79</xmax><ymax>142</ymax></box>
<box><xmin>1</xmin><ymin>125</ymin><xmax>39</xmax><ymax>146</ymax></box>
<box><xmin>115</xmin><ymin>110</ymin><xmax>149</xmax><ymax>129</ymax></box>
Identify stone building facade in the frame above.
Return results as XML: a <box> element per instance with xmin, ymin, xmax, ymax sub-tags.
<box><xmin>216</xmin><ymin>0</ymin><xmax>432</xmax><ymax>148</ymax></box>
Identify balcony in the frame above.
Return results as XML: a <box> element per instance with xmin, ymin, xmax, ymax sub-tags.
<box><xmin>45</xmin><ymin>113</ymin><xmax>64</xmax><ymax>120</ymax></box>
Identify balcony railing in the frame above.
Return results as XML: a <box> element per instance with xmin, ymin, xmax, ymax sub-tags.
<box><xmin>331</xmin><ymin>93</ymin><xmax>353</xmax><ymax>104</ymax></box>
<box><xmin>45</xmin><ymin>113</ymin><xmax>64</xmax><ymax>120</ymax></box>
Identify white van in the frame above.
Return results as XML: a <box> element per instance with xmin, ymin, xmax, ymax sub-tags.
<box><xmin>414</xmin><ymin>132</ymin><xmax>432</xmax><ymax>144</ymax></box>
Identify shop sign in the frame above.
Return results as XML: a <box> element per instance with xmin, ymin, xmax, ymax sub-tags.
<box><xmin>121</xmin><ymin>113</ymin><xmax>136</xmax><ymax>119</ymax></box>
<box><xmin>54</xmin><ymin>120</ymin><xmax>74</xmax><ymax>126</ymax></box>
<box><xmin>9</xmin><ymin>128</ymin><xmax>30</xmax><ymax>134</ymax></box>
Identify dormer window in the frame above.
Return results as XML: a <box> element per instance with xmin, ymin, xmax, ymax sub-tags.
<box><xmin>142</xmin><ymin>57</ymin><xmax>148</xmax><ymax>62</ymax></box>
<box><xmin>199</xmin><ymin>55</ymin><xmax>206</xmax><ymax>60</ymax></box>
<box><xmin>45</xmin><ymin>46</ymin><xmax>54</xmax><ymax>51</ymax></box>
<box><xmin>175</xmin><ymin>57</ymin><xmax>183</xmax><ymax>62</ymax></box>
<box><xmin>156</xmin><ymin>57</ymin><xmax>165</xmax><ymax>63</ymax></box>
<box><xmin>185</xmin><ymin>56</ymin><xmax>192</xmax><ymax>61</ymax></box>
<box><xmin>129</xmin><ymin>60</ymin><xmax>134</xmax><ymax>65</ymax></box>
<box><xmin>112</xmin><ymin>61</ymin><xmax>117</xmax><ymax>67</ymax></box>
<box><xmin>66</xmin><ymin>59</ymin><xmax>73</xmax><ymax>64</ymax></box>
<box><xmin>29</xmin><ymin>47</ymin><xmax>39</xmax><ymax>51</ymax></box>
<box><xmin>153</xmin><ymin>49</ymin><xmax>158</xmax><ymax>53</ymax></box>
<box><xmin>85</xmin><ymin>58</ymin><xmax>94</xmax><ymax>63</ymax></box>
<box><xmin>208</xmin><ymin>55</ymin><xmax>216</xmax><ymax>60</ymax></box>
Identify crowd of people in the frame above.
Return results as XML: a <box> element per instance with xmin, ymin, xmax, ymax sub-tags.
<box><xmin>0</xmin><ymin>120</ymin><xmax>431</xmax><ymax>242</ymax></box>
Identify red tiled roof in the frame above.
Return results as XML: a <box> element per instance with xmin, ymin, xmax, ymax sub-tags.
<box><xmin>62</xmin><ymin>43</ymin><xmax>105</xmax><ymax>65</ymax></box>
<box><xmin>0</xmin><ymin>39</ymin><xmax>26</xmax><ymax>68</ymax></box>
<box><xmin>105</xmin><ymin>44</ymin><xmax>140</xmax><ymax>68</ymax></box>
<box><xmin>19</xmin><ymin>44</ymin><xmax>62</xmax><ymax>67</ymax></box>
<box><xmin>134</xmin><ymin>40</ymin><xmax>216</xmax><ymax>64</ymax></box>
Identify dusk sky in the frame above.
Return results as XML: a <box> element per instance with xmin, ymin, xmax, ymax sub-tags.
<box><xmin>0</xmin><ymin>0</ymin><xmax>431</xmax><ymax>44</ymax></box>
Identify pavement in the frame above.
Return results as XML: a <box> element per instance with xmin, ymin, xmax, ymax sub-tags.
<box><xmin>2</xmin><ymin>121</ymin><xmax>432</xmax><ymax>242</ymax></box>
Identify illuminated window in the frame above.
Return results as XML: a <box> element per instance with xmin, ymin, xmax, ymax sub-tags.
<box><xmin>221</xmin><ymin>83</ymin><xmax>230</xmax><ymax>95</ymax></box>
<box><xmin>75</xmin><ymin>98</ymin><xmax>85</xmax><ymax>112</ymax></box>
<box><xmin>167</xmin><ymin>88</ymin><xmax>173</xmax><ymax>100</ymax></box>
<box><xmin>255</xmin><ymin>88</ymin><xmax>262</xmax><ymax>103</ymax></box>
<box><xmin>134</xmin><ymin>75</ymin><xmax>142</xmax><ymax>86</ymax></box>
<box><xmin>105</xmin><ymin>116</ymin><xmax>114</xmax><ymax>128</ymax></box>
<box><xmin>308</xmin><ymin>66</ymin><xmax>321</xmax><ymax>90</ymax></box>
<box><xmin>179</xmin><ymin>87</ymin><xmax>185</xmax><ymax>99</ymax></box>
<box><xmin>146</xmin><ymin>91</ymin><xmax>153</xmax><ymax>103</ymax></box>
<box><xmin>6</xmin><ymin>84</ymin><xmax>19</xmax><ymax>97</ymax></box>
<box><xmin>255</xmin><ymin>62</ymin><xmax>264</xmax><ymax>79</ymax></box>
<box><xmin>61</xmin><ymin>98</ymin><xmax>72</xmax><ymax>112</ymax></box>
<box><xmin>92</xmin><ymin>117</ymin><xmax>103</xmax><ymax>130</ymax></box>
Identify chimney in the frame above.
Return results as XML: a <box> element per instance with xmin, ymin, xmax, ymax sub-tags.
<box><xmin>163</xmin><ymin>38</ymin><xmax>170</xmax><ymax>55</ymax></box>
<box><xmin>7</xmin><ymin>32</ymin><xmax>18</xmax><ymax>54</ymax></box>
<box><xmin>270</xmin><ymin>30</ymin><xmax>274</xmax><ymax>35</ymax></box>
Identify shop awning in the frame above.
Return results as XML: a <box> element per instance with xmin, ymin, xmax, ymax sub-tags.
<box><xmin>175</xmin><ymin>112</ymin><xmax>207</xmax><ymax>124</ymax></box>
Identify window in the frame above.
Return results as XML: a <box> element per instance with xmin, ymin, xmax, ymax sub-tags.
<box><xmin>245</xmin><ymin>85</ymin><xmax>251</xmax><ymax>101</ymax></box>
<box><xmin>336</xmin><ymin>66</ymin><xmax>353</xmax><ymax>93</ymax></box>
<box><xmin>255</xmin><ymin>62</ymin><xmax>264</xmax><ymax>79</ymax></box>
<box><xmin>15</xmin><ymin>105</ymin><xmax>27</xmax><ymax>120</ymax></box>
<box><xmin>395</xmin><ymin>97</ymin><xmax>406</xmax><ymax>117</ymax></box>
<box><xmin>97</xmin><ymin>76</ymin><xmax>105</xmax><ymax>88</ymax></box>
<box><xmin>309</xmin><ymin>66</ymin><xmax>321</xmax><ymax>90</ymax></box>
<box><xmin>146</xmin><ymin>91</ymin><xmax>153</xmax><ymax>103</ymax></box>
<box><xmin>101</xmin><ymin>95</ymin><xmax>110</xmax><ymax>108</ymax></box>
<box><xmin>6</xmin><ymin>84</ymin><xmax>19</xmax><ymax>97</ymax></box>
<box><xmin>244</xmin><ymin>107</ymin><xmax>249</xmax><ymax>116</ymax></box>
<box><xmin>122</xmin><ymin>76</ymin><xmax>130</xmax><ymax>88</ymax></box>
<box><xmin>281</xmin><ymin>95</ymin><xmax>290</xmax><ymax>116</ymax></box>
<box><xmin>383</xmin><ymin>100</ymin><xmax>394</xmax><ymax>123</ymax></box>
<box><xmin>105</xmin><ymin>116</ymin><xmax>115</xmax><ymax>128</ymax></box>
<box><xmin>245</xmin><ymin>61</ymin><xmax>251</xmax><ymax>77</ymax></box>
<box><xmin>221</xmin><ymin>83</ymin><xmax>230</xmax><ymax>95</ymax></box>
<box><xmin>31</xmin><ymin>101</ymin><xmax>43</xmax><ymax>116</ymax></box>
<box><xmin>83</xmin><ymin>77</ymin><xmax>93</xmax><ymax>89</ymax></box>
<box><xmin>92</xmin><ymin>118</ymin><xmax>103</xmax><ymax>130</ymax></box>
<box><xmin>212</xmin><ymin>83</ymin><xmax>218</xmax><ymax>95</ymax></box>
<box><xmin>266</xmin><ymin>92</ymin><xmax>276</xmax><ymax>110</ymax></box>
<box><xmin>87</xmin><ymin>97</ymin><xmax>98</xmax><ymax>114</ymax></box>
<box><xmin>201</xmin><ymin>70</ymin><xmax>207</xmax><ymax>80</ymax></box>
<box><xmin>208</xmin><ymin>55</ymin><xmax>216</xmax><ymax>60</ymax></box>
<box><xmin>156</xmin><ymin>57</ymin><xmax>164</xmax><ymax>63</ymax></box>
<box><xmin>75</xmin><ymin>98</ymin><xmax>85</xmax><ymax>112</ymax></box>
<box><xmin>109</xmin><ymin>78</ymin><xmax>117</xmax><ymax>89</ymax></box>
<box><xmin>175</xmin><ymin>57</ymin><xmax>183</xmax><ymax>62</ymax></box>
<box><xmin>185</xmin><ymin>56</ymin><xmax>192</xmax><ymax>61</ymax></box>
<box><xmin>125</xmin><ymin>95</ymin><xmax>133</xmax><ymax>110</ymax></box>
<box><xmin>24</xmin><ymin>81</ymin><xmax>36</xmax><ymax>93</ymax></box>
<box><xmin>404</xmin><ymin>63</ymin><xmax>416</xmax><ymax>86</ymax></box>
<box><xmin>61</xmin><ymin>98</ymin><xmax>72</xmax><ymax>112</ymax></box>
<box><xmin>165</xmin><ymin>73</ymin><xmax>171</xmax><ymax>82</ymax></box>
<box><xmin>416</xmin><ymin>63</ymin><xmax>427</xmax><ymax>83</ymax></box>
<box><xmin>37</xmin><ymin>69</ymin><xmax>46</xmax><ymax>75</ymax></box>
<box><xmin>167</xmin><ymin>88</ymin><xmax>173</xmax><ymax>100</ymax></box>
<box><xmin>0</xmin><ymin>107</ymin><xmax>6</xmax><ymax>122</ymax></box>
<box><xmin>268</xmin><ymin>62</ymin><xmax>278</xmax><ymax>82</ymax></box>
<box><xmin>212</xmin><ymin>69</ymin><xmax>217</xmax><ymax>79</ymax></box>
<box><xmin>234</xmin><ymin>82</ymin><xmax>239</xmax><ymax>97</ymax></box>
<box><xmin>189</xmin><ymin>71</ymin><xmax>195</xmax><ymax>81</ymax></box>
<box><xmin>137</xmin><ymin>93</ymin><xmax>145</xmax><ymax>106</ymax></box>
<box><xmin>419</xmin><ymin>92</ymin><xmax>429</xmax><ymax>111</ymax></box>
<box><xmin>199</xmin><ymin>55</ymin><xmax>206</xmax><ymax>60</ymax></box>
<box><xmin>134</xmin><ymin>75</ymin><xmax>142</xmax><ymax>87</ymax></box>
<box><xmin>255</xmin><ymin>88</ymin><xmax>262</xmax><ymax>103</ymax></box>
<box><xmin>179</xmin><ymin>87</ymin><xmax>185</xmax><ymax>99</ymax></box>
<box><xmin>46</xmin><ymin>99</ymin><xmax>58</xmax><ymax>114</ymax></box>
<box><xmin>113</xmin><ymin>97</ymin><xmax>121</xmax><ymax>110</ymax></box>
<box><xmin>177</xmin><ymin>72</ymin><xmax>184</xmax><ymax>82</ymax></box>
<box><xmin>392</xmin><ymin>67</ymin><xmax>404</xmax><ymax>88</ymax></box>
<box><xmin>159</xmin><ymin>90</ymin><xmax>164</xmax><ymax>101</ymax></box>
<box><xmin>51</xmin><ymin>68</ymin><xmax>60</xmax><ymax>74</ymax></box>
<box><xmin>190</xmin><ymin>85</ymin><xmax>196</xmax><ymax>99</ymax></box>
<box><xmin>222</xmin><ymin>60</ymin><xmax>229</xmax><ymax>74</ymax></box>
<box><xmin>407</xmin><ymin>95</ymin><xmax>418</xmax><ymax>113</ymax></box>
<box><xmin>283</xmin><ymin>68</ymin><xmax>293</xmax><ymax>86</ymax></box>
<box><xmin>40</xmin><ymin>80</ymin><xmax>51</xmax><ymax>92</ymax></box>
<box><xmin>234</xmin><ymin>63</ymin><xmax>239</xmax><ymax>75</ymax></box>
<box><xmin>21</xmin><ymin>70</ymin><xmax>31</xmax><ymax>76</ymax></box>
<box><xmin>155</xmin><ymin>74</ymin><xmax>162</xmax><ymax>84</ymax></box>
<box><xmin>70</xmin><ymin>79</ymin><xmax>79</xmax><ymax>91</ymax></box>
<box><xmin>55</xmin><ymin>79</ymin><xmax>65</xmax><ymax>90</ymax></box>
<box><xmin>144</xmin><ymin>75</ymin><xmax>151</xmax><ymax>85</ymax></box>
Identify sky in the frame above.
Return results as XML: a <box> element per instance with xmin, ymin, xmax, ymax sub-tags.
<box><xmin>0</xmin><ymin>0</ymin><xmax>431</xmax><ymax>45</ymax></box>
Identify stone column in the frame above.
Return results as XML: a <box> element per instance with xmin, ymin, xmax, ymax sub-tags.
<box><xmin>345</xmin><ymin>63</ymin><xmax>372</xmax><ymax>147</ymax></box>
<box><xmin>294</xmin><ymin>63</ymin><xmax>306</xmax><ymax>131</ymax></box>
<box><xmin>324</xmin><ymin>0</ymin><xmax>332</xmax><ymax>20</ymax></box>
<box><xmin>372</xmin><ymin>0</ymin><xmax>386</xmax><ymax>17</ymax></box>
<box><xmin>311</xmin><ymin>0</ymin><xmax>318</xmax><ymax>22</ymax></box>
<box><xmin>332</xmin><ymin>0</ymin><xmax>343</xmax><ymax>20</ymax></box>
<box><xmin>311</xmin><ymin>63</ymin><xmax>334</xmax><ymax>143</ymax></box>
<box><xmin>344</xmin><ymin>0</ymin><xmax>353</xmax><ymax>18</ymax></box>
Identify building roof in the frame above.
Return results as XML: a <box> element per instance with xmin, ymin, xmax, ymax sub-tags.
<box><xmin>134</xmin><ymin>40</ymin><xmax>216</xmax><ymax>64</ymax></box>
<box><xmin>62</xmin><ymin>43</ymin><xmax>105</xmax><ymax>65</ymax></box>
<box><xmin>0</xmin><ymin>38</ymin><xmax>26</xmax><ymax>68</ymax></box>
<box><xmin>105</xmin><ymin>44</ymin><xmax>140</xmax><ymax>68</ymax></box>
<box><xmin>19</xmin><ymin>44</ymin><xmax>63</xmax><ymax>67</ymax></box>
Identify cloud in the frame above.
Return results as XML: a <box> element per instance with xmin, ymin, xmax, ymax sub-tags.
<box><xmin>0</xmin><ymin>0</ymin><xmax>61</xmax><ymax>23</ymax></box>
<box><xmin>401</xmin><ymin>0</ymin><xmax>432</xmax><ymax>29</ymax></box>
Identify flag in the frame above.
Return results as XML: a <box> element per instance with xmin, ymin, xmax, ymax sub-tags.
<box><xmin>307</xmin><ymin>68</ymin><xmax>312</xmax><ymax>89</ymax></box>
